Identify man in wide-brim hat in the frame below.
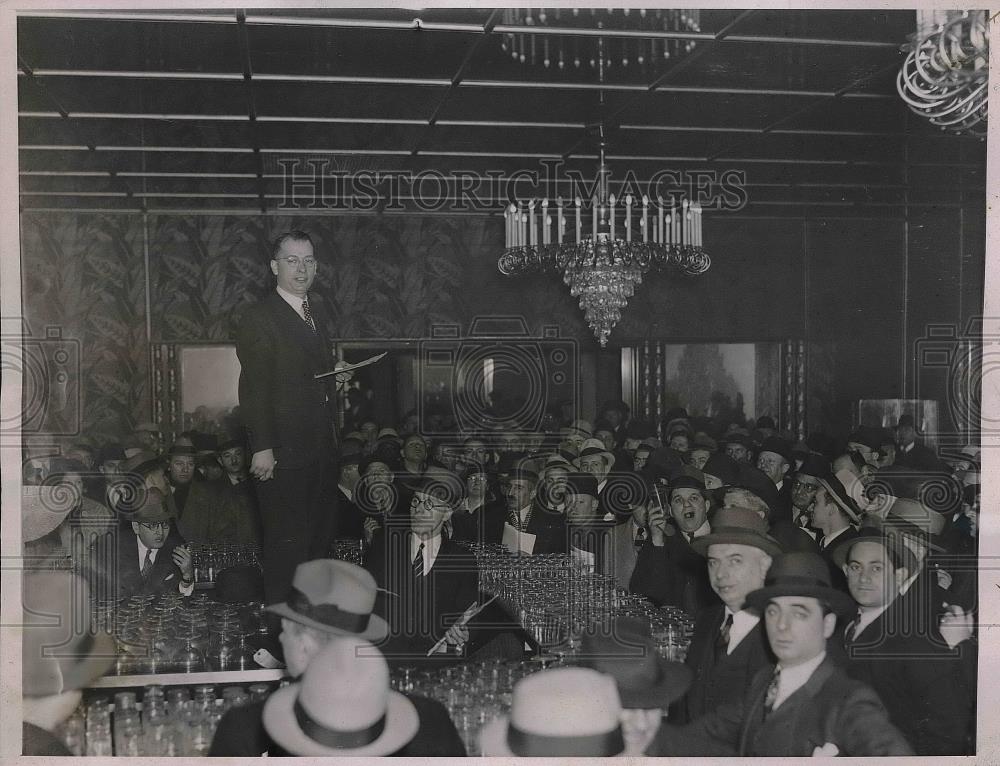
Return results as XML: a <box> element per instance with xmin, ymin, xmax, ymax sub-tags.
<box><xmin>682</xmin><ymin>507</ymin><xmax>782</xmax><ymax>722</ymax></box>
<box><xmin>211</xmin><ymin>558</ymin><xmax>465</xmax><ymax>756</ymax></box>
<box><xmin>22</xmin><ymin>570</ymin><xmax>117</xmax><ymax>754</ymax></box>
<box><xmin>577</xmin><ymin>617</ymin><xmax>693</xmax><ymax>754</ymax></box>
<box><xmin>651</xmin><ymin>551</ymin><xmax>912</xmax><ymax>757</ymax></box>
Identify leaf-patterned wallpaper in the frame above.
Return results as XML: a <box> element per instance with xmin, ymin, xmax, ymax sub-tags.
<box><xmin>20</xmin><ymin>211</ymin><xmax>592</xmax><ymax>443</ymax></box>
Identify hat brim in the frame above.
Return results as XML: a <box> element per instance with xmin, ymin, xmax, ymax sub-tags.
<box><xmin>21</xmin><ymin>490</ymin><xmax>75</xmax><ymax>543</ymax></box>
<box><xmin>690</xmin><ymin>530</ymin><xmax>783</xmax><ymax>558</ymax></box>
<box><xmin>265</xmin><ymin>602</ymin><xmax>389</xmax><ymax>643</ymax></box>
<box><xmin>44</xmin><ymin>629</ymin><xmax>117</xmax><ymax>695</ymax></box>
<box><xmin>478</xmin><ymin>715</ymin><xmax>627</xmax><ymax>757</ymax></box>
<box><xmin>263</xmin><ymin>685</ymin><xmax>418</xmax><ymax>756</ymax></box>
<box><xmin>817</xmin><ymin>478</ymin><xmax>861</xmax><ymax>524</ymax></box>
<box><xmin>581</xmin><ymin>654</ymin><xmax>693</xmax><ymax>709</ymax></box>
<box><xmin>829</xmin><ymin>529</ymin><xmax>919</xmax><ymax>572</ymax></box>
<box><xmin>573</xmin><ymin>451</ymin><xmax>616</xmax><ymax>470</ymax></box>
<box><xmin>744</xmin><ymin>583</ymin><xmax>856</xmax><ymax>620</ymax></box>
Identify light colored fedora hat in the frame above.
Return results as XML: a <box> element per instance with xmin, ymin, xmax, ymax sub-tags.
<box><xmin>266</xmin><ymin>559</ymin><xmax>389</xmax><ymax>642</ymax></box>
<box><xmin>479</xmin><ymin>667</ymin><xmax>626</xmax><ymax>757</ymax></box>
<box><xmin>263</xmin><ymin>636</ymin><xmax>419</xmax><ymax>756</ymax></box>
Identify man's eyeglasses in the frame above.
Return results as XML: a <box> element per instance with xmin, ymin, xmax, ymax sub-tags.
<box><xmin>275</xmin><ymin>256</ymin><xmax>317</xmax><ymax>269</ymax></box>
<box><xmin>138</xmin><ymin>521</ymin><xmax>171</xmax><ymax>532</ymax></box>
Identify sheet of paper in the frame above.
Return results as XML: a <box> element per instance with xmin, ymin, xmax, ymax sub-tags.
<box><xmin>502</xmin><ymin>522</ymin><xmax>536</xmax><ymax>555</ymax></box>
<box><xmin>313</xmin><ymin>352</ymin><xmax>387</xmax><ymax>379</ymax></box>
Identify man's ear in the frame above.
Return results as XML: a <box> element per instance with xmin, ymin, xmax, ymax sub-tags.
<box><xmin>270</xmin><ymin>259</ymin><xmax>279</xmax><ymax>277</ymax></box>
<box><xmin>895</xmin><ymin>566</ymin><xmax>909</xmax><ymax>585</ymax></box>
<box><xmin>822</xmin><ymin>611</ymin><xmax>837</xmax><ymax>638</ymax></box>
<box><xmin>131</xmin><ymin>521</ymin><xmax>140</xmax><ymax>534</ymax></box>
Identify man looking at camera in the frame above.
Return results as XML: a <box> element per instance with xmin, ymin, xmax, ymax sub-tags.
<box><xmin>236</xmin><ymin>231</ymin><xmax>339</xmax><ymax>616</ymax></box>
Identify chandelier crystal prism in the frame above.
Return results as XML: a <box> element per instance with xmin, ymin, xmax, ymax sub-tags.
<box><xmin>497</xmin><ymin>35</ymin><xmax>710</xmax><ymax>347</ymax></box>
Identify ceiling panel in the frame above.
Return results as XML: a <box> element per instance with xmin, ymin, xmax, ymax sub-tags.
<box><xmin>15</xmin><ymin>7</ymin><xmax>983</xmax><ymax>215</ymax></box>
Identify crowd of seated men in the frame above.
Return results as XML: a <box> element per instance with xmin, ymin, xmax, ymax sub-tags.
<box><xmin>21</xmin><ymin>398</ymin><xmax>979</xmax><ymax>755</ymax></box>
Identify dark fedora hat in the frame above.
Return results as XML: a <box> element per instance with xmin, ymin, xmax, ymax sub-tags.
<box><xmin>578</xmin><ymin>618</ymin><xmax>693</xmax><ymax>709</ymax></box>
<box><xmin>702</xmin><ymin>452</ymin><xmax>740</xmax><ymax>488</ymax></box>
<box><xmin>758</xmin><ymin>436</ymin><xmax>792</xmax><ymax>464</ymax></box>
<box><xmin>744</xmin><ymin>552</ymin><xmax>856</xmax><ymax>619</ymax></box>
<box><xmin>731</xmin><ymin>463</ymin><xmax>780</xmax><ymax>514</ymax></box>
<box><xmin>564</xmin><ymin>471</ymin><xmax>599</xmax><ymax>499</ymax></box>
<box><xmin>166</xmin><ymin>443</ymin><xmax>198</xmax><ymax>458</ymax></box>
<box><xmin>691</xmin><ymin>506</ymin><xmax>783</xmax><ymax>558</ymax></box>
<box><xmin>794</xmin><ymin>453</ymin><xmax>831</xmax><ymax>484</ymax></box>
<box><xmin>829</xmin><ymin>517</ymin><xmax>918</xmax><ymax>573</ymax></box>
<box><xmin>126</xmin><ymin>487</ymin><xmax>176</xmax><ymax>524</ymax></box>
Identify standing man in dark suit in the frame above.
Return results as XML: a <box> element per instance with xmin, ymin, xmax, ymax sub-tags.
<box><xmin>236</xmin><ymin>231</ymin><xmax>338</xmax><ymax>611</ymax></box>
<box><xmin>682</xmin><ymin>507</ymin><xmax>780</xmax><ymax>722</ymax></box>
<box><xmin>651</xmin><ymin>553</ymin><xmax>912</xmax><ymax>757</ymax></box>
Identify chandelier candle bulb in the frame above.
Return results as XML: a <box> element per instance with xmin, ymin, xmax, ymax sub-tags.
<box><xmin>542</xmin><ymin>200</ymin><xmax>550</xmax><ymax>246</ymax></box>
<box><xmin>609</xmin><ymin>194</ymin><xmax>615</xmax><ymax>241</ymax></box>
<box><xmin>529</xmin><ymin>201</ymin><xmax>537</xmax><ymax>247</ymax></box>
<box><xmin>642</xmin><ymin>195</ymin><xmax>648</xmax><ymax>242</ymax></box>
<box><xmin>521</xmin><ymin>209</ymin><xmax>528</xmax><ymax>248</ymax></box>
<box><xmin>625</xmin><ymin>195</ymin><xmax>632</xmax><ymax>242</ymax></box>
<box><xmin>576</xmin><ymin>197</ymin><xmax>582</xmax><ymax>242</ymax></box>
<box><xmin>557</xmin><ymin>198</ymin><xmax>564</xmax><ymax>244</ymax></box>
<box><xmin>592</xmin><ymin>196</ymin><xmax>598</xmax><ymax>241</ymax></box>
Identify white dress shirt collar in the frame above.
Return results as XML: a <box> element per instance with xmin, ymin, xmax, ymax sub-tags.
<box><xmin>276</xmin><ymin>285</ymin><xmax>308</xmax><ymax>320</ymax></box>
<box><xmin>136</xmin><ymin>537</ymin><xmax>157</xmax><ymax>570</ymax></box>
<box><xmin>821</xmin><ymin>524</ymin><xmax>852</xmax><ymax>549</ymax></box>
<box><xmin>691</xmin><ymin>520</ymin><xmax>711</xmax><ymax>538</ymax></box>
<box><xmin>337</xmin><ymin>483</ymin><xmax>353</xmax><ymax>502</ymax></box>
<box><xmin>772</xmin><ymin>651</ymin><xmax>826</xmax><ymax>710</ymax></box>
<box><xmin>723</xmin><ymin>608</ymin><xmax>760</xmax><ymax>655</ymax></box>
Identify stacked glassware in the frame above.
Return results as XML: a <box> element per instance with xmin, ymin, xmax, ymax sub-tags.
<box><xmin>58</xmin><ymin>683</ymin><xmax>278</xmax><ymax>756</ymax></box>
<box><xmin>91</xmin><ymin>593</ymin><xmax>272</xmax><ymax>675</ymax></box>
<box><xmin>188</xmin><ymin>542</ymin><xmax>262</xmax><ymax>584</ymax></box>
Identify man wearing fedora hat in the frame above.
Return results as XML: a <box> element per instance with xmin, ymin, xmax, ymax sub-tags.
<box><xmin>651</xmin><ymin>552</ymin><xmax>912</xmax><ymax>756</ymax></box>
<box><xmin>788</xmin><ymin>453</ymin><xmax>830</xmax><ymax>537</ymax></box>
<box><xmin>629</xmin><ymin>469</ymin><xmax>718</xmax><ymax>615</ymax></box>
<box><xmin>501</xmin><ymin>466</ymin><xmax>566</xmax><ymax>555</ymax></box>
<box><xmin>364</xmin><ymin>467</ymin><xmax>483</xmax><ymax>661</ymax></box>
<box><xmin>681</xmin><ymin>507</ymin><xmax>781</xmax><ymax>723</ymax></box>
<box><xmin>755</xmin><ymin>435</ymin><xmax>794</xmax><ymax>523</ymax></box>
<box><xmin>22</xmin><ymin>570</ymin><xmax>117</xmax><ymax>754</ymax></box>
<box><xmin>721</xmin><ymin>463</ymin><xmax>818</xmax><ymax>555</ymax></box>
<box><xmin>831</xmin><ymin>523</ymin><xmax>973</xmax><ymax>755</ymax></box>
<box><xmin>211</xmin><ymin>559</ymin><xmax>465</xmax><ymax>756</ymax></box>
<box><xmin>480</xmin><ymin>667</ymin><xmax>630</xmax><ymax>757</ymax></box>
<box><xmin>577</xmin><ymin>618</ymin><xmax>693</xmax><ymax>754</ymax></box>
<box><xmin>85</xmin><ymin>487</ymin><xmax>194</xmax><ymax>600</ymax></box>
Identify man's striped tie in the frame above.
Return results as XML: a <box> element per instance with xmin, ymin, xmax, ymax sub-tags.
<box><xmin>302</xmin><ymin>299</ymin><xmax>317</xmax><ymax>333</ymax></box>
<box><xmin>412</xmin><ymin>542</ymin><xmax>425</xmax><ymax>578</ymax></box>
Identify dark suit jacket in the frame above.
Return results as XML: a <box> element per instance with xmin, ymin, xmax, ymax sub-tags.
<box><xmin>629</xmin><ymin>526</ymin><xmax>719</xmax><ymax>614</ymax></box>
<box><xmin>334</xmin><ymin>486</ymin><xmax>366</xmax><ymax>540</ymax></box>
<box><xmin>364</xmin><ymin>527</ymin><xmax>480</xmax><ymax>662</ymax></box>
<box><xmin>608</xmin><ymin>520</ymin><xmax>643</xmax><ymax>590</ymax></box>
<box><xmin>653</xmin><ymin>656</ymin><xmax>913</xmax><ymax>757</ymax></box>
<box><xmin>450</xmin><ymin>497</ymin><xmax>507</xmax><ymax>545</ymax></box>
<box><xmin>87</xmin><ymin>522</ymin><xmax>189</xmax><ymax>600</ymax></box>
<box><xmin>682</xmin><ymin>605</ymin><xmax>773</xmax><ymax>723</ymax></box>
<box><xmin>236</xmin><ymin>291</ymin><xmax>336</xmax><ymax>468</ymax></box>
<box><xmin>769</xmin><ymin>519</ymin><xmax>820</xmax><ymax>554</ymax></box>
<box><xmin>209</xmin><ymin>693</ymin><xmax>466</xmax><ymax>756</ymax></box>
<box><xmin>895</xmin><ymin>441</ymin><xmax>940</xmax><ymax>471</ymax></box>
<box><xmin>516</xmin><ymin>500</ymin><xmax>568</xmax><ymax>555</ymax></box>
<box><xmin>843</xmin><ymin>598</ymin><xmax>973</xmax><ymax>755</ymax></box>
<box><xmin>176</xmin><ymin>478</ymin><xmax>261</xmax><ymax>546</ymax></box>
<box><xmin>817</xmin><ymin>525</ymin><xmax>858</xmax><ymax>591</ymax></box>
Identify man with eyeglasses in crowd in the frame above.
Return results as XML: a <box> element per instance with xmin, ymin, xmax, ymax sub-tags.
<box><xmin>86</xmin><ymin>487</ymin><xmax>194</xmax><ymax>600</ymax></box>
<box><xmin>236</xmin><ymin>231</ymin><xmax>342</xmax><ymax>653</ymax></box>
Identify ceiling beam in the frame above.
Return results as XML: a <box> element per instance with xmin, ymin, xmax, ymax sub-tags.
<box><xmin>15</xmin><ymin>68</ymin><xmax>895</xmax><ymax>99</ymax></box>
<box><xmin>17</xmin><ymin>10</ymin><xmax>904</xmax><ymax>48</ymax></box>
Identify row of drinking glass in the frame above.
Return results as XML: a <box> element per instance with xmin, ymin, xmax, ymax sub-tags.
<box><xmin>90</xmin><ymin>594</ymin><xmax>272</xmax><ymax>675</ymax></box>
<box><xmin>187</xmin><ymin>542</ymin><xmax>262</xmax><ymax>583</ymax></box>
<box><xmin>58</xmin><ymin>683</ymin><xmax>281</xmax><ymax>756</ymax></box>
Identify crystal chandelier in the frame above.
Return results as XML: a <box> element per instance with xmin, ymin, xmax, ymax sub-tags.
<box><xmin>896</xmin><ymin>10</ymin><xmax>988</xmax><ymax>137</ymax></box>
<box><xmin>499</xmin><ymin>7</ymin><xmax>701</xmax><ymax>72</ymax></box>
<box><xmin>498</xmin><ymin>38</ymin><xmax>710</xmax><ymax>347</ymax></box>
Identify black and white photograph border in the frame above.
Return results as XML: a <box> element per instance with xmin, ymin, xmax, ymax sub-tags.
<box><xmin>1</xmin><ymin>1</ymin><xmax>998</xmax><ymax>763</ymax></box>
